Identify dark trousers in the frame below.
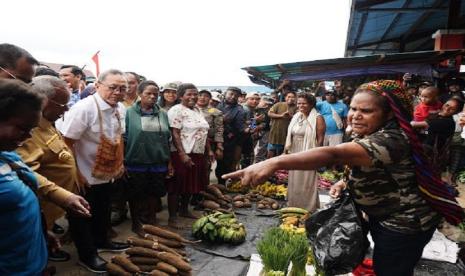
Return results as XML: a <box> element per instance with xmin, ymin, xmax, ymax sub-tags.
<box><xmin>369</xmin><ymin>221</ymin><xmax>435</xmax><ymax>276</ymax></box>
<box><xmin>216</xmin><ymin>148</ymin><xmax>236</xmax><ymax>184</ymax></box>
<box><xmin>68</xmin><ymin>182</ymin><xmax>113</xmax><ymax>259</ymax></box>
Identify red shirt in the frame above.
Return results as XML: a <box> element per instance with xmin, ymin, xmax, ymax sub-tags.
<box><xmin>413</xmin><ymin>101</ymin><xmax>442</xmax><ymax>122</ymax></box>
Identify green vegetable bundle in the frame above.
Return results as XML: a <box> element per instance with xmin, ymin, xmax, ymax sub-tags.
<box><xmin>257</xmin><ymin>228</ymin><xmax>294</xmax><ymax>275</ymax></box>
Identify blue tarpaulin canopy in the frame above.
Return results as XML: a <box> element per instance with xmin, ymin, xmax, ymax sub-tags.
<box><xmin>242</xmin><ymin>50</ymin><xmax>465</xmax><ymax>88</ymax></box>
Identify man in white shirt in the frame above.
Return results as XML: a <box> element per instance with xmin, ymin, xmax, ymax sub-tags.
<box><xmin>59</xmin><ymin>69</ymin><xmax>128</xmax><ymax>271</ymax></box>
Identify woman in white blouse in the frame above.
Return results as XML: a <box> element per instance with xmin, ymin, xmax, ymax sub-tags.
<box><xmin>167</xmin><ymin>83</ymin><xmax>211</xmax><ymax>228</ymax></box>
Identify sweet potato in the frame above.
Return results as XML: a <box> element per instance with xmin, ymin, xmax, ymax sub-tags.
<box><xmin>271</xmin><ymin>203</ymin><xmax>279</xmax><ymax>210</ymax></box>
<box><xmin>206</xmin><ymin>185</ymin><xmax>225</xmax><ymax>199</ymax></box>
<box><xmin>149</xmin><ymin>269</ymin><xmax>170</xmax><ymax>276</ymax></box>
<box><xmin>233</xmin><ymin>201</ymin><xmax>244</xmax><ymax>208</ymax></box>
<box><xmin>111</xmin><ymin>255</ymin><xmax>140</xmax><ymax>273</ymax></box>
<box><xmin>129</xmin><ymin>256</ymin><xmax>159</xmax><ymax>265</ymax></box>
<box><xmin>155</xmin><ymin>251</ymin><xmax>192</xmax><ymax>272</ymax></box>
<box><xmin>144</xmin><ymin>234</ymin><xmax>184</xmax><ymax>248</ymax></box>
<box><xmin>217</xmin><ymin>198</ymin><xmax>230</xmax><ymax>207</ymax></box>
<box><xmin>201</xmin><ymin>200</ymin><xmax>220</xmax><ymax>210</ymax></box>
<box><xmin>126</xmin><ymin>246</ymin><xmax>159</xmax><ymax>258</ymax></box>
<box><xmin>156</xmin><ymin>261</ymin><xmax>178</xmax><ymax>274</ymax></box>
<box><xmin>106</xmin><ymin>262</ymin><xmax>131</xmax><ymax>276</ymax></box>
<box><xmin>223</xmin><ymin>194</ymin><xmax>233</xmax><ymax>202</ymax></box>
<box><xmin>233</xmin><ymin>195</ymin><xmax>245</xmax><ymax>201</ymax></box>
<box><xmin>142</xmin><ymin>225</ymin><xmax>198</xmax><ymax>244</ymax></box>
<box><xmin>137</xmin><ymin>264</ymin><xmax>157</xmax><ymax>272</ymax></box>
<box><xmin>257</xmin><ymin>203</ymin><xmax>265</xmax><ymax>209</ymax></box>
<box><xmin>199</xmin><ymin>191</ymin><xmax>219</xmax><ymax>202</ymax></box>
<box><xmin>209</xmin><ymin>183</ymin><xmax>228</xmax><ymax>193</ymax></box>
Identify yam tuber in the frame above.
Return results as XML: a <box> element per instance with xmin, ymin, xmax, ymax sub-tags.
<box><xmin>156</xmin><ymin>261</ymin><xmax>178</xmax><ymax>274</ymax></box>
<box><xmin>201</xmin><ymin>200</ymin><xmax>220</xmax><ymax>210</ymax></box>
<box><xmin>142</xmin><ymin>225</ymin><xmax>198</xmax><ymax>244</ymax></box>
<box><xmin>111</xmin><ymin>255</ymin><xmax>140</xmax><ymax>273</ymax></box>
<box><xmin>129</xmin><ymin>256</ymin><xmax>159</xmax><ymax>265</ymax></box>
<box><xmin>149</xmin><ymin>269</ymin><xmax>170</xmax><ymax>276</ymax></box>
<box><xmin>155</xmin><ymin>251</ymin><xmax>192</xmax><ymax>272</ymax></box>
<box><xmin>106</xmin><ymin>262</ymin><xmax>131</xmax><ymax>276</ymax></box>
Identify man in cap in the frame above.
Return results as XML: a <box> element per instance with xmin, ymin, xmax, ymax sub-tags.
<box><xmin>254</xmin><ymin>95</ymin><xmax>274</xmax><ymax>163</ymax></box>
<box><xmin>210</xmin><ymin>91</ymin><xmax>222</xmax><ymax>108</ymax></box>
<box><xmin>197</xmin><ymin>89</ymin><xmax>224</xmax><ymax>180</ymax></box>
<box><xmin>216</xmin><ymin>87</ymin><xmax>246</xmax><ymax>183</ymax></box>
<box><xmin>241</xmin><ymin>92</ymin><xmax>261</xmax><ymax>168</ymax></box>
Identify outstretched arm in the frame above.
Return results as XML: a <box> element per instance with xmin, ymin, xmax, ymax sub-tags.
<box><xmin>223</xmin><ymin>141</ymin><xmax>371</xmax><ymax>187</ymax></box>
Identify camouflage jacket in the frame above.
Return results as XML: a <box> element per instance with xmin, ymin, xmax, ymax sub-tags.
<box><xmin>198</xmin><ymin>106</ymin><xmax>224</xmax><ymax>143</ymax></box>
<box><xmin>349</xmin><ymin>121</ymin><xmax>440</xmax><ymax>233</ymax></box>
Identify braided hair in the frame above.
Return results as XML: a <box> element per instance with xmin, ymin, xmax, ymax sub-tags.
<box><xmin>357</xmin><ymin>80</ymin><xmax>464</xmax><ymax>225</ymax></box>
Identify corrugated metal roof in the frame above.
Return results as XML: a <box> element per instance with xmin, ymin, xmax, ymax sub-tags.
<box><xmin>345</xmin><ymin>0</ymin><xmax>465</xmax><ymax>56</ymax></box>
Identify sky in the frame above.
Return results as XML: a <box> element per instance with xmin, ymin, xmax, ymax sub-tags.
<box><xmin>2</xmin><ymin>0</ymin><xmax>351</xmax><ymax>86</ymax></box>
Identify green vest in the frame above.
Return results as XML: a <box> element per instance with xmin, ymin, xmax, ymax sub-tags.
<box><xmin>124</xmin><ymin>102</ymin><xmax>171</xmax><ymax>166</ymax></box>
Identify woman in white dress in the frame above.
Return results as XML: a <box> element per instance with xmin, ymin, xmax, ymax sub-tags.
<box><xmin>284</xmin><ymin>93</ymin><xmax>325</xmax><ymax>212</ymax></box>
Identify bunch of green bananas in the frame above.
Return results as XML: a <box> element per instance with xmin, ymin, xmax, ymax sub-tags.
<box><xmin>192</xmin><ymin>211</ymin><xmax>247</xmax><ymax>244</ymax></box>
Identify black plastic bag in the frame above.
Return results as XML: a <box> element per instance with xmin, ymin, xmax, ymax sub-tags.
<box><xmin>306</xmin><ymin>191</ymin><xmax>368</xmax><ymax>275</ymax></box>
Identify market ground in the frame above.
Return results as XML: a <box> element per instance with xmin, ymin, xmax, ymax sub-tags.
<box><xmin>50</xmin><ymin>171</ymin><xmax>465</xmax><ymax>276</ymax></box>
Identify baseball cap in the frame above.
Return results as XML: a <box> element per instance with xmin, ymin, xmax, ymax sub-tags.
<box><xmin>245</xmin><ymin>92</ymin><xmax>260</xmax><ymax>99</ymax></box>
<box><xmin>162</xmin><ymin>82</ymin><xmax>179</xmax><ymax>92</ymax></box>
<box><xmin>261</xmin><ymin>95</ymin><xmax>274</xmax><ymax>105</ymax></box>
<box><xmin>211</xmin><ymin>91</ymin><xmax>222</xmax><ymax>102</ymax></box>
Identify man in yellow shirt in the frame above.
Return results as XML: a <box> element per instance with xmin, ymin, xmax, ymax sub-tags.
<box><xmin>16</xmin><ymin>76</ymin><xmax>108</xmax><ymax>273</ymax></box>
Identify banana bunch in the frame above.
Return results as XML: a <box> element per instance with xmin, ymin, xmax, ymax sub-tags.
<box><xmin>192</xmin><ymin>212</ymin><xmax>246</xmax><ymax>244</ymax></box>
<box><xmin>277</xmin><ymin>207</ymin><xmax>309</xmax><ymax>231</ymax></box>
<box><xmin>252</xmin><ymin>182</ymin><xmax>287</xmax><ymax>199</ymax></box>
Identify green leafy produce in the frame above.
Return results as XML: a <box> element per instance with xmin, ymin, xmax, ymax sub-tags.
<box><xmin>257</xmin><ymin>228</ymin><xmax>294</xmax><ymax>274</ymax></box>
<box><xmin>289</xmin><ymin>234</ymin><xmax>309</xmax><ymax>276</ymax></box>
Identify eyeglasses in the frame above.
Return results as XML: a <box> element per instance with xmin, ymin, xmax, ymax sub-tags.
<box><xmin>99</xmin><ymin>82</ymin><xmax>128</xmax><ymax>93</ymax></box>
<box><xmin>48</xmin><ymin>98</ymin><xmax>68</xmax><ymax>108</ymax></box>
<box><xmin>0</xmin><ymin>65</ymin><xmax>17</xmax><ymax>79</ymax></box>
<box><xmin>0</xmin><ymin>65</ymin><xmax>33</xmax><ymax>83</ymax></box>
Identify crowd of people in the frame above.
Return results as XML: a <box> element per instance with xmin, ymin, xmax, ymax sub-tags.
<box><xmin>1</xmin><ymin>42</ymin><xmax>465</xmax><ymax>275</ymax></box>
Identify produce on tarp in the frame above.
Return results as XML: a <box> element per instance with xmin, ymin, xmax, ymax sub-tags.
<box><xmin>252</xmin><ymin>182</ymin><xmax>287</xmax><ymax>199</ymax></box>
<box><xmin>317</xmin><ymin>170</ymin><xmax>343</xmax><ymax>190</ymax></box>
<box><xmin>192</xmin><ymin>211</ymin><xmax>246</xmax><ymax>244</ymax></box>
<box><xmin>278</xmin><ymin>207</ymin><xmax>309</xmax><ymax>235</ymax></box>
<box><xmin>198</xmin><ymin>184</ymin><xmax>233</xmax><ymax>211</ymax></box>
<box><xmin>106</xmin><ymin>225</ymin><xmax>194</xmax><ymax>275</ymax></box>
<box><xmin>256</xmin><ymin>227</ymin><xmax>309</xmax><ymax>276</ymax></box>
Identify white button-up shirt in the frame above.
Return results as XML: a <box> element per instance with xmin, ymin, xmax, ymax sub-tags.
<box><xmin>58</xmin><ymin>93</ymin><xmax>126</xmax><ymax>185</ymax></box>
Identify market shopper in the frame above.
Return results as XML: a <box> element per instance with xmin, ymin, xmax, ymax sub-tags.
<box><xmin>124</xmin><ymin>80</ymin><xmax>171</xmax><ymax>235</ymax></box>
<box><xmin>254</xmin><ymin>95</ymin><xmax>273</xmax><ymax>163</ymax></box>
<box><xmin>58</xmin><ymin>69</ymin><xmax>129</xmax><ymax>256</ymax></box>
<box><xmin>411</xmin><ymin>97</ymin><xmax>463</xmax><ymax>171</ymax></box>
<box><xmin>224</xmin><ymin>80</ymin><xmax>465</xmax><ymax>276</ymax></box>
<box><xmin>241</xmin><ymin>92</ymin><xmax>261</xmax><ymax>168</ymax></box>
<box><xmin>59</xmin><ymin>65</ymin><xmax>83</xmax><ymax>107</ymax></box>
<box><xmin>216</xmin><ymin>87</ymin><xmax>246</xmax><ymax>184</ymax></box>
<box><xmin>167</xmin><ymin>83</ymin><xmax>210</xmax><ymax>228</ymax></box>
<box><xmin>267</xmin><ymin>91</ymin><xmax>297</xmax><ymax>158</ymax></box>
<box><xmin>0</xmin><ymin>79</ymin><xmax>47</xmax><ymax>275</ymax></box>
<box><xmin>159</xmin><ymin>82</ymin><xmax>180</xmax><ymax>111</ymax></box>
<box><xmin>284</xmin><ymin>93</ymin><xmax>325</xmax><ymax>212</ymax></box>
<box><xmin>316</xmin><ymin>89</ymin><xmax>348</xmax><ymax>147</ymax></box>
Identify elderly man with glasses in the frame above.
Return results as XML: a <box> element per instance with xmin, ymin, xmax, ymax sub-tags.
<box><xmin>57</xmin><ymin>69</ymin><xmax>129</xmax><ymax>272</ymax></box>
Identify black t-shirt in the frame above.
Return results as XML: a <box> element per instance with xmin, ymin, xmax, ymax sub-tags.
<box><xmin>425</xmin><ymin>115</ymin><xmax>455</xmax><ymax>150</ymax></box>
